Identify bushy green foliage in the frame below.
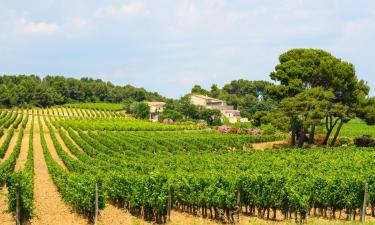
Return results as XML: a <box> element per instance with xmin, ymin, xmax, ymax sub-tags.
<box><xmin>357</xmin><ymin>97</ymin><xmax>375</xmax><ymax>125</ymax></box>
<box><xmin>190</xmin><ymin>80</ymin><xmax>275</xmax><ymax>119</ymax></box>
<box><xmin>38</xmin><ymin>116</ymin><xmax>104</xmax><ymax>219</ymax></box>
<box><xmin>0</xmin><ymin>121</ymin><xmax>25</xmax><ymax>187</ymax></box>
<box><xmin>64</xmin><ymin>103</ymin><xmax>124</xmax><ymax>111</ymax></box>
<box><xmin>354</xmin><ymin>136</ymin><xmax>375</xmax><ymax>147</ymax></box>
<box><xmin>268</xmin><ymin>48</ymin><xmax>371</xmax><ymax>147</ymax></box>
<box><xmin>40</xmin><ymin>114</ymin><xmax>281</xmax><ymax>222</ymax></box>
<box><xmin>0</xmin><ymin>75</ymin><xmax>165</xmax><ymax>107</ymax></box>
<box><xmin>0</xmin><ymin>127</ymin><xmax>15</xmax><ymax>159</ymax></box>
<box><xmin>158</xmin><ymin>108</ymin><xmax>183</xmax><ymax>122</ymax></box>
<box><xmin>57</xmin><ymin>118</ymin><xmax>202</xmax><ymax>131</ymax></box>
<box><xmin>51</xmin><ymin>115</ymin><xmax>375</xmax><ymax>221</ymax></box>
<box><xmin>199</xmin><ymin>109</ymin><xmax>222</xmax><ymax>126</ymax></box>
<box><xmin>124</xmin><ymin>102</ymin><xmax>150</xmax><ymax>119</ymax></box>
<box><xmin>7</xmin><ymin>114</ymin><xmax>34</xmax><ymax>220</ymax></box>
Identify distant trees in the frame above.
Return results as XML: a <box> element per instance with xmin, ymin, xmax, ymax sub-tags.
<box><xmin>199</xmin><ymin>109</ymin><xmax>222</xmax><ymax>126</ymax></box>
<box><xmin>125</xmin><ymin>102</ymin><xmax>150</xmax><ymax>119</ymax></box>
<box><xmin>191</xmin><ymin>85</ymin><xmax>210</xmax><ymax>96</ymax></box>
<box><xmin>190</xmin><ymin>80</ymin><xmax>275</xmax><ymax>119</ymax></box>
<box><xmin>268</xmin><ymin>48</ymin><xmax>370</xmax><ymax>147</ymax></box>
<box><xmin>159</xmin><ymin>96</ymin><xmax>222</xmax><ymax>125</ymax></box>
<box><xmin>0</xmin><ymin>75</ymin><xmax>165</xmax><ymax>108</ymax></box>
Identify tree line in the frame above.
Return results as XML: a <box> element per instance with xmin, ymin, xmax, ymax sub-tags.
<box><xmin>0</xmin><ymin>75</ymin><xmax>164</xmax><ymax>108</ymax></box>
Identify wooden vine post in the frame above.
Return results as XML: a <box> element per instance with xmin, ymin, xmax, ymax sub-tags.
<box><xmin>236</xmin><ymin>184</ymin><xmax>241</xmax><ymax>223</ymax></box>
<box><xmin>15</xmin><ymin>183</ymin><xmax>21</xmax><ymax>225</ymax></box>
<box><xmin>361</xmin><ymin>183</ymin><xmax>368</xmax><ymax>222</ymax></box>
<box><xmin>95</xmin><ymin>182</ymin><xmax>99</xmax><ymax>225</ymax></box>
<box><xmin>167</xmin><ymin>184</ymin><xmax>173</xmax><ymax>222</ymax></box>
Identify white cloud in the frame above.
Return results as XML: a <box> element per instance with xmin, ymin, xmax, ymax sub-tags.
<box><xmin>97</xmin><ymin>1</ymin><xmax>146</xmax><ymax>18</ymax></box>
<box><xmin>16</xmin><ymin>17</ymin><xmax>60</xmax><ymax>35</ymax></box>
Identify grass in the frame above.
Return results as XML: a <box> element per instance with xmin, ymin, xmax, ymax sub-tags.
<box><xmin>340</xmin><ymin>118</ymin><xmax>375</xmax><ymax>138</ymax></box>
<box><xmin>316</xmin><ymin>118</ymin><xmax>375</xmax><ymax>139</ymax></box>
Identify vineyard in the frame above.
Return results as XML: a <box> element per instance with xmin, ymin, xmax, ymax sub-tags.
<box><xmin>0</xmin><ymin>106</ymin><xmax>375</xmax><ymax>225</ymax></box>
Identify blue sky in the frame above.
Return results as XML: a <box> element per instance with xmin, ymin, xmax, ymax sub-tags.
<box><xmin>0</xmin><ymin>0</ymin><xmax>374</xmax><ymax>98</ymax></box>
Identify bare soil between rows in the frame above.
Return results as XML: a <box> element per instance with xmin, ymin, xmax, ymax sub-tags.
<box><xmin>31</xmin><ymin>115</ymin><xmax>87</xmax><ymax>225</ymax></box>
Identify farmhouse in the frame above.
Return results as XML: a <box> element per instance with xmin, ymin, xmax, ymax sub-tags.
<box><xmin>190</xmin><ymin>94</ymin><xmax>242</xmax><ymax>123</ymax></box>
<box><xmin>145</xmin><ymin>102</ymin><xmax>165</xmax><ymax>122</ymax></box>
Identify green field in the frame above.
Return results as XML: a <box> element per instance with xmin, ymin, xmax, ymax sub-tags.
<box><xmin>1</xmin><ymin>107</ymin><xmax>375</xmax><ymax>225</ymax></box>
<box><xmin>63</xmin><ymin>103</ymin><xmax>124</xmax><ymax>111</ymax></box>
<box><xmin>340</xmin><ymin>118</ymin><xmax>375</xmax><ymax>137</ymax></box>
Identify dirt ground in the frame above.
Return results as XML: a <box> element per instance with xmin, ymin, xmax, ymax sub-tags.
<box><xmin>49</xmin><ymin>119</ymin><xmax>79</xmax><ymax>160</ymax></box>
<box><xmin>15</xmin><ymin>114</ymin><xmax>32</xmax><ymax>171</ymax></box>
<box><xmin>252</xmin><ymin>141</ymin><xmax>286</xmax><ymax>150</ymax></box>
<box><xmin>0</xmin><ymin>186</ymin><xmax>13</xmax><ymax>225</ymax></box>
<box><xmin>98</xmin><ymin>207</ymin><xmax>375</xmax><ymax>225</ymax></box>
<box><xmin>31</xmin><ymin>115</ymin><xmax>88</xmax><ymax>225</ymax></box>
<box><xmin>39</xmin><ymin>116</ymin><xmax>67</xmax><ymax>169</ymax></box>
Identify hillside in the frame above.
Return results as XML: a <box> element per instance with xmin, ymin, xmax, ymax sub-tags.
<box><xmin>0</xmin><ymin>75</ymin><xmax>165</xmax><ymax>108</ymax></box>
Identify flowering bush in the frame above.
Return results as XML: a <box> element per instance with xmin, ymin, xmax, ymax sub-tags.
<box><xmin>163</xmin><ymin>118</ymin><xmax>174</xmax><ymax>124</ymax></box>
<box><xmin>246</xmin><ymin>128</ymin><xmax>264</xmax><ymax>135</ymax></box>
<box><xmin>218</xmin><ymin>125</ymin><xmax>229</xmax><ymax>133</ymax></box>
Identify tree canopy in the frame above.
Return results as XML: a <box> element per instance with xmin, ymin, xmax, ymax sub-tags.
<box><xmin>0</xmin><ymin>75</ymin><xmax>165</xmax><ymax>108</ymax></box>
<box><xmin>190</xmin><ymin>79</ymin><xmax>275</xmax><ymax>119</ymax></box>
<box><xmin>268</xmin><ymin>48</ymin><xmax>371</xmax><ymax>147</ymax></box>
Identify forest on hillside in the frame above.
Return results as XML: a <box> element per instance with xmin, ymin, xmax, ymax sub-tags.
<box><xmin>0</xmin><ymin>75</ymin><xmax>165</xmax><ymax>107</ymax></box>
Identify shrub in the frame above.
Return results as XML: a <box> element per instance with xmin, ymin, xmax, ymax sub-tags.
<box><xmin>335</xmin><ymin>137</ymin><xmax>354</xmax><ymax>147</ymax></box>
<box><xmin>218</xmin><ymin>125</ymin><xmax>229</xmax><ymax>133</ymax></box>
<box><xmin>314</xmin><ymin>135</ymin><xmax>326</xmax><ymax>145</ymax></box>
<box><xmin>354</xmin><ymin>135</ymin><xmax>375</xmax><ymax>147</ymax></box>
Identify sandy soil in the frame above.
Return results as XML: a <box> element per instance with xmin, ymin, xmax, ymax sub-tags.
<box><xmin>99</xmin><ymin>207</ymin><xmax>375</xmax><ymax>225</ymax></box>
<box><xmin>56</xmin><ymin>108</ymin><xmax>62</xmax><ymax>117</ymax></box>
<box><xmin>62</xmin><ymin>108</ymin><xmax>70</xmax><ymax>117</ymax></box>
<box><xmin>82</xmin><ymin>109</ymin><xmax>90</xmax><ymax>118</ymax></box>
<box><xmin>80</xmin><ymin>109</ymin><xmax>88</xmax><ymax>118</ymax></box>
<box><xmin>71</xmin><ymin>108</ymin><xmax>79</xmax><ymax>117</ymax></box>
<box><xmin>60</xmin><ymin>127</ymin><xmax>84</xmax><ymax>153</ymax></box>
<box><xmin>31</xmin><ymin>115</ymin><xmax>88</xmax><ymax>225</ymax></box>
<box><xmin>39</xmin><ymin>116</ymin><xmax>67</xmax><ymax>169</ymax></box>
<box><xmin>252</xmin><ymin>141</ymin><xmax>286</xmax><ymax>150</ymax></box>
<box><xmin>0</xmin><ymin>186</ymin><xmax>13</xmax><ymax>225</ymax></box>
<box><xmin>47</xmin><ymin>117</ymin><xmax>78</xmax><ymax>160</ymax></box>
<box><xmin>76</xmin><ymin>109</ymin><xmax>84</xmax><ymax>118</ymax></box>
<box><xmin>14</xmin><ymin>114</ymin><xmax>32</xmax><ymax>171</ymax></box>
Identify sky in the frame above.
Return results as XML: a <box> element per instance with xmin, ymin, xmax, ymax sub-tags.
<box><xmin>0</xmin><ymin>0</ymin><xmax>374</xmax><ymax>98</ymax></box>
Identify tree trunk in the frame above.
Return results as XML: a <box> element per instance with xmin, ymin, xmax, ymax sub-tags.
<box><xmin>291</xmin><ymin>129</ymin><xmax>296</xmax><ymax>146</ymax></box>
<box><xmin>330</xmin><ymin>119</ymin><xmax>344</xmax><ymax>147</ymax></box>
<box><xmin>323</xmin><ymin>131</ymin><xmax>331</xmax><ymax>145</ymax></box>
<box><xmin>323</xmin><ymin>117</ymin><xmax>339</xmax><ymax>145</ymax></box>
<box><xmin>298</xmin><ymin>127</ymin><xmax>305</xmax><ymax>148</ymax></box>
<box><xmin>308</xmin><ymin>124</ymin><xmax>315</xmax><ymax>144</ymax></box>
